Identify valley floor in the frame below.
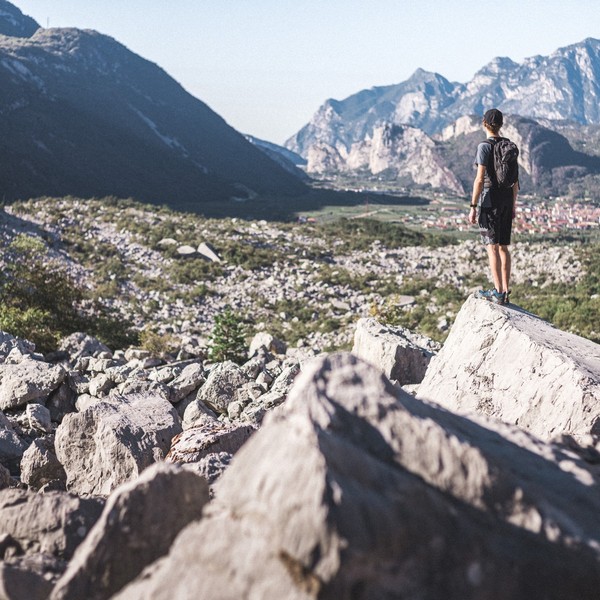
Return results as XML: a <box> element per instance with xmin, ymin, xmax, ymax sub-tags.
<box><xmin>1</xmin><ymin>196</ymin><xmax>597</xmax><ymax>354</ymax></box>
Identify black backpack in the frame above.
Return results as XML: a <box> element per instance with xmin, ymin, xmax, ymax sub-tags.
<box><xmin>486</xmin><ymin>137</ymin><xmax>519</xmax><ymax>189</ymax></box>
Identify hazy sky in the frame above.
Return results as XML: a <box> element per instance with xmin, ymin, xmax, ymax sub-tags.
<box><xmin>12</xmin><ymin>1</ymin><xmax>600</xmax><ymax>144</ymax></box>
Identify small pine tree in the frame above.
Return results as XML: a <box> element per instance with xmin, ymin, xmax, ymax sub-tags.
<box><xmin>208</xmin><ymin>307</ymin><xmax>247</xmax><ymax>364</ymax></box>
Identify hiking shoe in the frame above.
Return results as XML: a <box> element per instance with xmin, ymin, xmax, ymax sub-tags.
<box><xmin>504</xmin><ymin>289</ymin><xmax>511</xmax><ymax>305</ymax></box>
<box><xmin>474</xmin><ymin>289</ymin><xmax>506</xmax><ymax>304</ymax></box>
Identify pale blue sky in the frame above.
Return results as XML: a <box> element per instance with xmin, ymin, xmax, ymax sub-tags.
<box><xmin>12</xmin><ymin>1</ymin><xmax>600</xmax><ymax>144</ymax></box>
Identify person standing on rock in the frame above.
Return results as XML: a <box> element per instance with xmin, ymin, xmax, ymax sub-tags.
<box><xmin>468</xmin><ymin>109</ymin><xmax>519</xmax><ymax>305</ymax></box>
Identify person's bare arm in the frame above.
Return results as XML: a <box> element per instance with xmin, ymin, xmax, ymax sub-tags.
<box><xmin>512</xmin><ymin>179</ymin><xmax>519</xmax><ymax>218</ymax></box>
<box><xmin>469</xmin><ymin>164</ymin><xmax>486</xmax><ymax>225</ymax></box>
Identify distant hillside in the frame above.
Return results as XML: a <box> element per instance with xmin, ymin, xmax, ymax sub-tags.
<box><xmin>0</xmin><ymin>3</ymin><xmax>305</xmax><ymax>207</ymax></box>
<box><xmin>244</xmin><ymin>135</ymin><xmax>310</xmax><ymax>181</ymax></box>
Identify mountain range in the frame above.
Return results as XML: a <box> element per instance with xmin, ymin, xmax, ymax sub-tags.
<box><xmin>286</xmin><ymin>38</ymin><xmax>600</xmax><ymax>198</ymax></box>
<box><xmin>0</xmin><ymin>1</ymin><xmax>305</xmax><ymax>208</ymax></box>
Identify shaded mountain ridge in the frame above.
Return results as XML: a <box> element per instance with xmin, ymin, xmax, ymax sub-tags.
<box><xmin>0</xmin><ymin>0</ymin><xmax>39</xmax><ymax>38</ymax></box>
<box><xmin>0</xmin><ymin>4</ymin><xmax>306</xmax><ymax>207</ymax></box>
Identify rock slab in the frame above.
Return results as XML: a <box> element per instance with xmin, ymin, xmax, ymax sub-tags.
<box><xmin>0</xmin><ymin>413</ymin><xmax>26</xmax><ymax>473</ymax></box>
<box><xmin>0</xmin><ymin>489</ymin><xmax>103</xmax><ymax>560</ymax></box>
<box><xmin>50</xmin><ymin>463</ymin><xmax>209</xmax><ymax>600</ymax></box>
<box><xmin>115</xmin><ymin>353</ymin><xmax>600</xmax><ymax>600</ymax></box>
<box><xmin>0</xmin><ymin>359</ymin><xmax>66</xmax><ymax>410</ymax></box>
<box><xmin>54</xmin><ymin>393</ymin><xmax>181</xmax><ymax>496</ymax></box>
<box><xmin>418</xmin><ymin>296</ymin><xmax>600</xmax><ymax>442</ymax></box>
<box><xmin>352</xmin><ymin>317</ymin><xmax>438</xmax><ymax>384</ymax></box>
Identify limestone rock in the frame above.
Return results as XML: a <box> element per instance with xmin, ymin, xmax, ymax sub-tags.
<box><xmin>248</xmin><ymin>333</ymin><xmax>287</xmax><ymax>357</ymax></box>
<box><xmin>0</xmin><ymin>359</ymin><xmax>66</xmax><ymax>410</ymax></box>
<box><xmin>195</xmin><ymin>361</ymin><xmax>249</xmax><ymax>415</ymax></box>
<box><xmin>74</xmin><ymin>394</ymin><xmax>99</xmax><ymax>413</ymax></box>
<box><xmin>20</xmin><ymin>438</ymin><xmax>66</xmax><ymax>490</ymax></box>
<box><xmin>156</xmin><ymin>237</ymin><xmax>177</xmax><ymax>247</ymax></box>
<box><xmin>181</xmin><ymin>452</ymin><xmax>232</xmax><ymax>486</ymax></box>
<box><xmin>181</xmin><ymin>398</ymin><xmax>219</xmax><ymax>430</ymax></box>
<box><xmin>197</xmin><ymin>242</ymin><xmax>221</xmax><ymax>262</ymax></box>
<box><xmin>123</xmin><ymin>348</ymin><xmax>151</xmax><ymax>362</ymax></box>
<box><xmin>241</xmin><ymin>347</ymin><xmax>278</xmax><ymax>381</ymax></box>
<box><xmin>352</xmin><ymin>317</ymin><xmax>438</xmax><ymax>384</ymax></box>
<box><xmin>86</xmin><ymin>357</ymin><xmax>122</xmax><ymax>374</ymax></box>
<box><xmin>26</xmin><ymin>404</ymin><xmax>52</xmax><ymax>433</ymax></box>
<box><xmin>115</xmin><ymin>353</ymin><xmax>600</xmax><ymax>600</ymax></box>
<box><xmin>117</xmin><ymin>379</ymin><xmax>170</xmax><ymax>400</ymax></box>
<box><xmin>167</xmin><ymin>422</ymin><xmax>256</xmax><ymax>465</ymax></box>
<box><xmin>239</xmin><ymin>362</ymin><xmax>301</xmax><ymax>423</ymax></box>
<box><xmin>0</xmin><ymin>331</ymin><xmax>35</xmax><ymax>362</ymax></box>
<box><xmin>50</xmin><ymin>463</ymin><xmax>209</xmax><ymax>600</ymax></box>
<box><xmin>88</xmin><ymin>374</ymin><xmax>115</xmax><ymax>397</ymax></box>
<box><xmin>47</xmin><ymin>383</ymin><xmax>76</xmax><ymax>424</ymax></box>
<box><xmin>0</xmin><ymin>463</ymin><xmax>11</xmax><ymax>489</ymax></box>
<box><xmin>0</xmin><ymin>489</ymin><xmax>103</xmax><ymax>560</ymax></box>
<box><xmin>168</xmin><ymin>361</ymin><xmax>204</xmax><ymax>403</ymax></box>
<box><xmin>54</xmin><ymin>393</ymin><xmax>181</xmax><ymax>496</ymax></box>
<box><xmin>0</xmin><ymin>412</ymin><xmax>26</xmax><ymax>473</ymax></box>
<box><xmin>58</xmin><ymin>333</ymin><xmax>111</xmax><ymax>362</ymax></box>
<box><xmin>418</xmin><ymin>296</ymin><xmax>600</xmax><ymax>442</ymax></box>
<box><xmin>177</xmin><ymin>245</ymin><xmax>196</xmax><ymax>256</ymax></box>
<box><xmin>0</xmin><ymin>553</ymin><xmax>65</xmax><ymax>600</ymax></box>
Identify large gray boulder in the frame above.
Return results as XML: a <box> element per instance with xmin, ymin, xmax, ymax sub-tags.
<box><xmin>352</xmin><ymin>317</ymin><xmax>439</xmax><ymax>384</ymax></box>
<box><xmin>0</xmin><ymin>489</ymin><xmax>103</xmax><ymax>560</ymax></box>
<box><xmin>418</xmin><ymin>296</ymin><xmax>600</xmax><ymax>442</ymax></box>
<box><xmin>248</xmin><ymin>332</ymin><xmax>287</xmax><ymax>357</ymax></box>
<box><xmin>20</xmin><ymin>438</ymin><xmax>66</xmax><ymax>490</ymax></box>
<box><xmin>167</xmin><ymin>421</ymin><xmax>256</xmax><ymax>471</ymax></box>
<box><xmin>0</xmin><ymin>358</ymin><xmax>66</xmax><ymax>410</ymax></box>
<box><xmin>58</xmin><ymin>333</ymin><xmax>111</xmax><ymax>362</ymax></box>
<box><xmin>26</xmin><ymin>403</ymin><xmax>52</xmax><ymax>433</ymax></box>
<box><xmin>0</xmin><ymin>331</ymin><xmax>35</xmax><ymax>362</ymax></box>
<box><xmin>195</xmin><ymin>361</ymin><xmax>249</xmax><ymax>415</ymax></box>
<box><xmin>168</xmin><ymin>361</ymin><xmax>205</xmax><ymax>403</ymax></box>
<box><xmin>50</xmin><ymin>463</ymin><xmax>209</xmax><ymax>600</ymax></box>
<box><xmin>115</xmin><ymin>353</ymin><xmax>600</xmax><ymax>600</ymax></box>
<box><xmin>54</xmin><ymin>393</ymin><xmax>181</xmax><ymax>496</ymax></box>
<box><xmin>0</xmin><ymin>412</ymin><xmax>26</xmax><ymax>473</ymax></box>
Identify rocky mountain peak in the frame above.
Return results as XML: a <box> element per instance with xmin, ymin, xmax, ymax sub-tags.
<box><xmin>405</xmin><ymin>67</ymin><xmax>455</xmax><ymax>89</ymax></box>
<box><xmin>474</xmin><ymin>55</ymin><xmax>518</xmax><ymax>77</ymax></box>
<box><xmin>0</xmin><ymin>0</ymin><xmax>39</xmax><ymax>38</ymax></box>
<box><xmin>287</xmin><ymin>36</ymin><xmax>600</xmax><ymax>194</ymax></box>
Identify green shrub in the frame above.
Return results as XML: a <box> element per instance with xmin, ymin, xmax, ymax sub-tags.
<box><xmin>0</xmin><ymin>233</ymin><xmax>137</xmax><ymax>352</ymax></box>
<box><xmin>371</xmin><ymin>277</ymin><xmax>464</xmax><ymax>343</ymax></box>
<box><xmin>312</xmin><ymin>218</ymin><xmax>454</xmax><ymax>253</ymax></box>
<box><xmin>139</xmin><ymin>328</ymin><xmax>177</xmax><ymax>358</ymax></box>
<box><xmin>0</xmin><ymin>306</ymin><xmax>58</xmax><ymax>351</ymax></box>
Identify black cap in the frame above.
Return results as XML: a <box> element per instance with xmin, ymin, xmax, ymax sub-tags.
<box><xmin>483</xmin><ymin>108</ymin><xmax>503</xmax><ymax>128</ymax></box>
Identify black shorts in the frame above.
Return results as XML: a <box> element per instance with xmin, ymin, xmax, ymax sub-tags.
<box><xmin>478</xmin><ymin>202</ymin><xmax>513</xmax><ymax>245</ymax></box>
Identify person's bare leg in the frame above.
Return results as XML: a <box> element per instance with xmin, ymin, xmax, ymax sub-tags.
<box><xmin>499</xmin><ymin>245</ymin><xmax>511</xmax><ymax>293</ymax></box>
<box><xmin>486</xmin><ymin>244</ymin><xmax>502</xmax><ymax>292</ymax></box>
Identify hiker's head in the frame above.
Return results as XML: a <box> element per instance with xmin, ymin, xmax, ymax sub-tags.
<box><xmin>483</xmin><ymin>108</ymin><xmax>503</xmax><ymax>134</ymax></box>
